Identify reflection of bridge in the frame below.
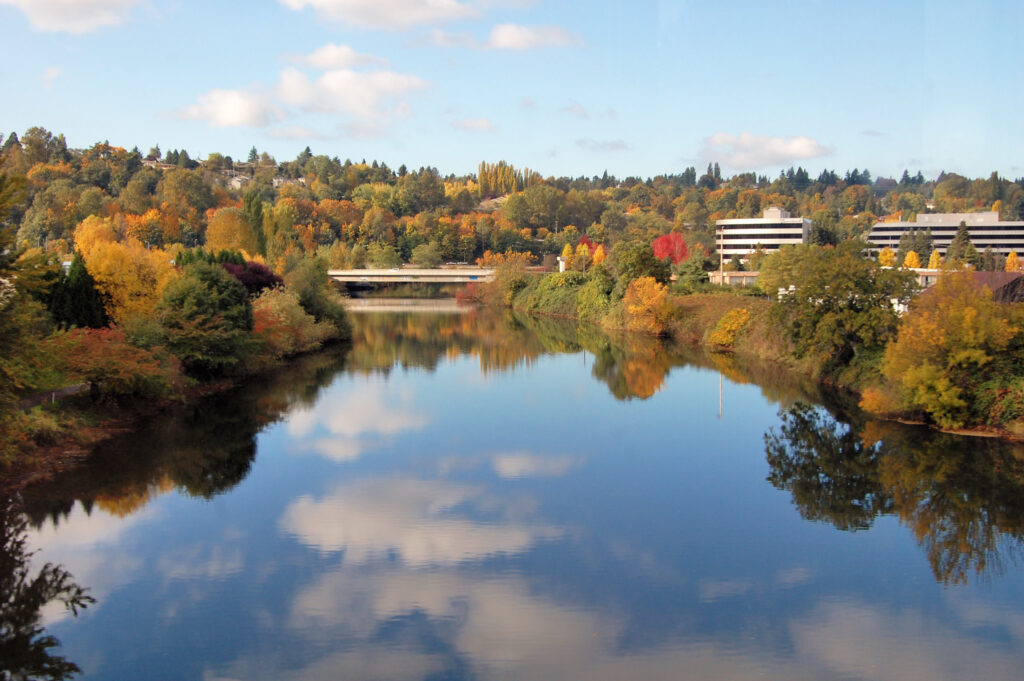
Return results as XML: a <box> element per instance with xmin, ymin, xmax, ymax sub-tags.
<box><xmin>343</xmin><ymin>298</ymin><xmax>471</xmax><ymax>314</ymax></box>
<box><xmin>328</xmin><ymin>268</ymin><xmax>495</xmax><ymax>284</ymax></box>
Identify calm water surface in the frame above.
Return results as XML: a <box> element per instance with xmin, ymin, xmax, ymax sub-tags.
<box><xmin>6</xmin><ymin>306</ymin><xmax>1024</xmax><ymax>680</ymax></box>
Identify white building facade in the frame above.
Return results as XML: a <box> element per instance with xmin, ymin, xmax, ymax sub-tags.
<box><xmin>715</xmin><ymin>207</ymin><xmax>812</xmax><ymax>261</ymax></box>
<box><xmin>867</xmin><ymin>211</ymin><xmax>1024</xmax><ymax>256</ymax></box>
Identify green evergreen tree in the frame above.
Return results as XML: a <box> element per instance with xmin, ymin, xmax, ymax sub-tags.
<box><xmin>242</xmin><ymin>191</ymin><xmax>266</xmax><ymax>255</ymax></box>
<box><xmin>945</xmin><ymin>221</ymin><xmax>980</xmax><ymax>267</ymax></box>
<box><xmin>48</xmin><ymin>253</ymin><xmax>108</xmax><ymax>329</ymax></box>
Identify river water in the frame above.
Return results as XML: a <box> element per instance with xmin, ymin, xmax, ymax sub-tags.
<box><xmin>6</xmin><ymin>304</ymin><xmax>1024</xmax><ymax>680</ymax></box>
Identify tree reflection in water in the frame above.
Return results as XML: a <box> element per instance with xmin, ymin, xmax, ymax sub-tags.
<box><xmin>0</xmin><ymin>496</ymin><xmax>93</xmax><ymax>680</ymax></box>
<box><xmin>19</xmin><ymin>348</ymin><xmax>350</xmax><ymax>528</ymax></box>
<box><xmin>766</xmin><ymin>403</ymin><xmax>1024</xmax><ymax>584</ymax></box>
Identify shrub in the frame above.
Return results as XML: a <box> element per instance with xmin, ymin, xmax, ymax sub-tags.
<box><xmin>48</xmin><ymin>327</ymin><xmax>182</xmax><ymax>401</ymax></box>
<box><xmin>707</xmin><ymin>307</ymin><xmax>750</xmax><ymax>349</ymax></box>
<box><xmin>157</xmin><ymin>262</ymin><xmax>253</xmax><ymax>377</ymax></box>
<box><xmin>252</xmin><ymin>288</ymin><xmax>335</xmax><ymax>359</ymax></box>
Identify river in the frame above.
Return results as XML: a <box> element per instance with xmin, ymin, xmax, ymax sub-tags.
<box><xmin>5</xmin><ymin>304</ymin><xmax>1024</xmax><ymax>680</ymax></box>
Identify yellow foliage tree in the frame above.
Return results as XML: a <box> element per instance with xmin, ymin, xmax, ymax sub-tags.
<box><xmin>206</xmin><ymin>207</ymin><xmax>259</xmax><ymax>256</ymax></box>
<box><xmin>592</xmin><ymin>244</ymin><xmax>607</xmax><ymax>266</ymax></box>
<box><xmin>74</xmin><ymin>215</ymin><xmax>119</xmax><ymax>257</ymax></box>
<box><xmin>878</xmin><ymin>246</ymin><xmax>896</xmax><ymax>267</ymax></box>
<box><xmin>83</xmin><ymin>239</ymin><xmax>179</xmax><ymax>324</ymax></box>
<box><xmin>927</xmin><ymin>249</ymin><xmax>942</xmax><ymax>269</ymax></box>
<box><xmin>903</xmin><ymin>250</ymin><xmax>921</xmax><ymax>268</ymax></box>
<box><xmin>880</xmin><ymin>272</ymin><xmax>1017</xmax><ymax>428</ymax></box>
<box><xmin>623</xmin><ymin>276</ymin><xmax>672</xmax><ymax>335</ymax></box>
<box><xmin>573</xmin><ymin>242</ymin><xmax>592</xmax><ymax>271</ymax></box>
<box><xmin>1006</xmin><ymin>250</ymin><xmax>1020</xmax><ymax>272</ymax></box>
<box><xmin>560</xmin><ymin>242</ymin><xmax>574</xmax><ymax>269</ymax></box>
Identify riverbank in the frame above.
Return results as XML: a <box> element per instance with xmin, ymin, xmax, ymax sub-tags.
<box><xmin>0</xmin><ymin>341</ymin><xmax>353</xmax><ymax>494</ymax></box>
<box><xmin>477</xmin><ymin>268</ymin><xmax>1024</xmax><ymax>443</ymax></box>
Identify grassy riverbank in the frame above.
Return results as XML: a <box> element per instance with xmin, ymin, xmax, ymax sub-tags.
<box><xmin>471</xmin><ymin>252</ymin><xmax>1024</xmax><ymax>441</ymax></box>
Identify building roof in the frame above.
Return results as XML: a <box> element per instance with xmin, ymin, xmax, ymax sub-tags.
<box><xmin>874</xmin><ymin>211</ymin><xmax>1024</xmax><ymax>228</ymax></box>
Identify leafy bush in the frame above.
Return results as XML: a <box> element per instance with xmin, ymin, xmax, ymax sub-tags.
<box><xmin>521</xmin><ymin>271</ymin><xmax>586</xmax><ymax>316</ymax></box>
<box><xmin>221</xmin><ymin>261</ymin><xmax>283</xmax><ymax>296</ymax></box>
<box><xmin>575</xmin><ymin>267</ymin><xmax>614</xmax><ymax>321</ymax></box>
<box><xmin>48</xmin><ymin>327</ymin><xmax>182</xmax><ymax>401</ymax></box>
<box><xmin>282</xmin><ymin>259</ymin><xmax>351</xmax><ymax>339</ymax></box>
<box><xmin>707</xmin><ymin>307</ymin><xmax>750</xmax><ymax>349</ymax></box>
<box><xmin>252</xmin><ymin>288</ymin><xmax>335</xmax><ymax>359</ymax></box>
<box><xmin>157</xmin><ymin>262</ymin><xmax>253</xmax><ymax>377</ymax></box>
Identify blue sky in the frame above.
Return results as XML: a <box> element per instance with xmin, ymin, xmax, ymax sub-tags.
<box><xmin>1</xmin><ymin>0</ymin><xmax>1021</xmax><ymax>180</ymax></box>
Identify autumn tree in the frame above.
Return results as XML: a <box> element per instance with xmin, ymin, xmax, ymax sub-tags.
<box><xmin>651</xmin><ymin>232</ymin><xmax>688</xmax><ymax>265</ymax></box>
<box><xmin>559</xmin><ymin>243</ymin><xmax>574</xmax><ymax>269</ymax></box>
<box><xmin>874</xmin><ymin>272</ymin><xmax>1022</xmax><ymax>428</ymax></box>
<box><xmin>903</xmin><ymin>250</ymin><xmax>921</xmax><ymax>269</ymax></box>
<box><xmin>1006</xmin><ymin>251</ymin><xmax>1021</xmax><ymax>272</ymax></box>
<box><xmin>623</xmin><ymin>276</ymin><xmax>672</xmax><ymax>335</ymax></box>
<box><xmin>927</xmin><ymin>249</ymin><xmax>942</xmax><ymax>269</ymax></box>
<box><xmin>878</xmin><ymin>246</ymin><xmax>896</xmax><ymax>267</ymax></box>
<box><xmin>80</xmin><ymin>237</ymin><xmax>178</xmax><ymax>324</ymax></box>
<box><xmin>206</xmin><ymin>207</ymin><xmax>259</xmax><ymax>255</ymax></box>
<box><xmin>157</xmin><ymin>262</ymin><xmax>253</xmax><ymax>376</ymax></box>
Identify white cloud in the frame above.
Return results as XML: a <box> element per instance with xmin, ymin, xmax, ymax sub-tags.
<box><xmin>279</xmin><ymin>477</ymin><xmax>560</xmax><ymax>566</ymax></box>
<box><xmin>576</xmin><ymin>138</ymin><xmax>629</xmax><ymax>152</ymax></box>
<box><xmin>180</xmin><ymin>89</ymin><xmax>279</xmax><ymax>128</ymax></box>
<box><xmin>296</xmin><ymin>43</ymin><xmax>387</xmax><ymax>69</ymax></box>
<box><xmin>277</xmin><ymin>67</ymin><xmax>429</xmax><ymax>118</ymax></box>
<box><xmin>278</xmin><ymin>0</ymin><xmax>475</xmax><ymax>29</ymax></box>
<box><xmin>487</xmin><ymin>23</ymin><xmax>579</xmax><ymax>49</ymax></box>
<box><xmin>700</xmin><ymin>132</ymin><xmax>832</xmax><ymax>169</ymax></box>
<box><xmin>0</xmin><ymin>0</ymin><xmax>137</xmax><ymax>33</ymax></box>
<box><xmin>42</xmin><ymin>66</ymin><xmax>62</xmax><ymax>89</ymax></box>
<box><xmin>452</xmin><ymin>117</ymin><xmax>496</xmax><ymax>132</ymax></box>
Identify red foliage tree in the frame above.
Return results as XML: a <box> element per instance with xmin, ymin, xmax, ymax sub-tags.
<box><xmin>652</xmin><ymin>232</ymin><xmax>689</xmax><ymax>265</ymax></box>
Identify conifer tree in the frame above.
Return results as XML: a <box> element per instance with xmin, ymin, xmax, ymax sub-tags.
<box><xmin>49</xmin><ymin>253</ymin><xmax>108</xmax><ymax>329</ymax></box>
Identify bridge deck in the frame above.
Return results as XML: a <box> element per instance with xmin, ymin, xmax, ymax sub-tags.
<box><xmin>328</xmin><ymin>268</ymin><xmax>495</xmax><ymax>283</ymax></box>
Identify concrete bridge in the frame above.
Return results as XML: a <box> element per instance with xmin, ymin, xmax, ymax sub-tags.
<box><xmin>328</xmin><ymin>267</ymin><xmax>495</xmax><ymax>284</ymax></box>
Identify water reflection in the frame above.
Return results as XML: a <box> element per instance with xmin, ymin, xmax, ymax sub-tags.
<box><xmin>280</xmin><ymin>477</ymin><xmax>560</xmax><ymax>566</ymax></box>
<box><xmin>7</xmin><ymin>308</ymin><xmax>1024</xmax><ymax>679</ymax></box>
<box><xmin>0</xmin><ymin>496</ymin><xmax>93</xmax><ymax>680</ymax></box>
<box><xmin>19</xmin><ymin>349</ymin><xmax>350</xmax><ymax>524</ymax></box>
<box><xmin>766</xmin><ymin>403</ymin><xmax>1024</xmax><ymax>584</ymax></box>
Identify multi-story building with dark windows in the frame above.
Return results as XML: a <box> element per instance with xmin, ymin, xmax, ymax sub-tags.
<box><xmin>867</xmin><ymin>212</ymin><xmax>1024</xmax><ymax>256</ymax></box>
<box><xmin>715</xmin><ymin>207</ymin><xmax>812</xmax><ymax>262</ymax></box>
